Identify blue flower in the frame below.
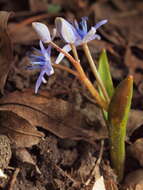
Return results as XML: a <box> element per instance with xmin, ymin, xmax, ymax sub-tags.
<box><xmin>28</xmin><ymin>40</ymin><xmax>54</xmax><ymax>93</ymax></box>
<box><xmin>55</xmin><ymin>17</ymin><xmax>107</xmax><ymax>64</ymax></box>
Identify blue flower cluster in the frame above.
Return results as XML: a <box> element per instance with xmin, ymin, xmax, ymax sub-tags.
<box><xmin>30</xmin><ymin>17</ymin><xmax>107</xmax><ymax>93</ymax></box>
<box><xmin>29</xmin><ymin>41</ymin><xmax>53</xmax><ymax>93</ymax></box>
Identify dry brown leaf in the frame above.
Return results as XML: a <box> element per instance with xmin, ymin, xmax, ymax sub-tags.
<box><xmin>124</xmin><ymin>169</ymin><xmax>143</xmax><ymax>189</ymax></box>
<box><xmin>0</xmin><ymin>89</ymin><xmax>107</xmax><ymax>143</ymax></box>
<box><xmin>0</xmin><ymin>11</ymin><xmax>13</xmax><ymax>93</ymax></box>
<box><xmin>0</xmin><ymin>110</ymin><xmax>44</xmax><ymax>148</ymax></box>
<box><xmin>15</xmin><ymin>148</ymin><xmax>41</xmax><ymax>173</ymax></box>
<box><xmin>124</xmin><ymin>45</ymin><xmax>143</xmax><ymax>85</ymax></box>
<box><xmin>129</xmin><ymin>138</ymin><xmax>143</xmax><ymax>167</ymax></box>
<box><xmin>8</xmin><ymin>23</ymin><xmax>38</xmax><ymax>44</ymax></box>
<box><xmin>103</xmin><ymin>163</ymin><xmax>118</xmax><ymax>190</ymax></box>
<box><xmin>127</xmin><ymin>109</ymin><xmax>143</xmax><ymax>137</ymax></box>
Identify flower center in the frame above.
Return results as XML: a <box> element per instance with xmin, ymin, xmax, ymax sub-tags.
<box><xmin>74</xmin><ymin>17</ymin><xmax>88</xmax><ymax>39</ymax></box>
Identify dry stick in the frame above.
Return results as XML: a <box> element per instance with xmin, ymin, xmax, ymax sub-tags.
<box><xmin>53</xmin><ymin>63</ymin><xmax>79</xmax><ymax>77</ymax></box>
<box><xmin>49</xmin><ymin>41</ymin><xmax>108</xmax><ymax>111</ymax></box>
<box><xmin>55</xmin><ymin>164</ymin><xmax>79</xmax><ymax>185</ymax></box>
<box><xmin>82</xmin><ymin>43</ymin><xmax>110</xmax><ymax>104</ymax></box>
<box><xmin>8</xmin><ymin>168</ymin><xmax>20</xmax><ymax>190</ymax></box>
<box><xmin>85</xmin><ymin>140</ymin><xmax>104</xmax><ymax>186</ymax></box>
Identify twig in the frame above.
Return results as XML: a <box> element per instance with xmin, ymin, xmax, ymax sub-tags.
<box><xmin>8</xmin><ymin>168</ymin><xmax>20</xmax><ymax>190</ymax></box>
<box><xmin>85</xmin><ymin>140</ymin><xmax>104</xmax><ymax>186</ymax></box>
<box><xmin>54</xmin><ymin>164</ymin><xmax>80</xmax><ymax>185</ymax></box>
<box><xmin>52</xmin><ymin>63</ymin><xmax>79</xmax><ymax>77</ymax></box>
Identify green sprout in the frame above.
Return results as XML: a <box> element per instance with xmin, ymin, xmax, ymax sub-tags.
<box><xmin>98</xmin><ymin>50</ymin><xmax>133</xmax><ymax>181</ymax></box>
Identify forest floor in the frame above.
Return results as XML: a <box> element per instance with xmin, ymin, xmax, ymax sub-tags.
<box><xmin>0</xmin><ymin>0</ymin><xmax>143</xmax><ymax>190</ymax></box>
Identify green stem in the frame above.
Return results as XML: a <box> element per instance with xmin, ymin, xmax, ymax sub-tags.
<box><xmin>82</xmin><ymin>43</ymin><xmax>110</xmax><ymax>104</ymax></box>
<box><xmin>70</xmin><ymin>43</ymin><xmax>79</xmax><ymax>61</ymax></box>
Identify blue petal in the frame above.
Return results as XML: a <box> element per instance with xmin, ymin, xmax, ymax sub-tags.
<box><xmin>74</xmin><ymin>40</ymin><xmax>82</xmax><ymax>46</ymax></box>
<box><xmin>74</xmin><ymin>17</ymin><xmax>88</xmax><ymax>38</ymax></box>
<box><xmin>45</xmin><ymin>67</ymin><xmax>54</xmax><ymax>76</ymax></box>
<box><xmin>29</xmin><ymin>55</ymin><xmax>45</xmax><ymax>62</ymax></box>
<box><xmin>94</xmin><ymin>19</ymin><xmax>108</xmax><ymax>30</ymax></box>
<box><xmin>27</xmin><ymin>65</ymin><xmax>43</xmax><ymax>70</ymax></box>
<box><xmin>82</xmin><ymin>27</ymin><xmax>96</xmax><ymax>42</ymax></box>
<box><xmin>39</xmin><ymin>41</ymin><xmax>51</xmax><ymax>62</ymax></box>
<box><xmin>74</xmin><ymin>20</ymin><xmax>80</xmax><ymax>31</ymax></box>
<box><xmin>46</xmin><ymin>45</ymin><xmax>52</xmax><ymax>56</ymax></box>
<box><xmin>35</xmin><ymin>70</ymin><xmax>46</xmax><ymax>93</ymax></box>
<box><xmin>55</xmin><ymin>17</ymin><xmax>80</xmax><ymax>43</ymax></box>
<box><xmin>42</xmin><ymin>76</ymin><xmax>47</xmax><ymax>83</ymax></box>
<box><xmin>80</xmin><ymin>17</ymin><xmax>88</xmax><ymax>34</ymax></box>
<box><xmin>32</xmin><ymin>47</ymin><xmax>42</xmax><ymax>54</ymax></box>
<box><xmin>39</xmin><ymin>40</ymin><xmax>47</xmax><ymax>55</ymax></box>
<box><xmin>29</xmin><ymin>40</ymin><xmax>54</xmax><ymax>94</ymax></box>
<box><xmin>84</xmin><ymin>34</ymin><xmax>101</xmax><ymax>43</ymax></box>
<box><xmin>55</xmin><ymin>44</ymin><xmax>71</xmax><ymax>64</ymax></box>
<box><xmin>30</xmin><ymin>61</ymin><xmax>46</xmax><ymax>66</ymax></box>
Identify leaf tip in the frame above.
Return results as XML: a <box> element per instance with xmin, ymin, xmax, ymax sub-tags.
<box><xmin>126</xmin><ymin>75</ymin><xmax>133</xmax><ymax>86</ymax></box>
<box><xmin>127</xmin><ymin>75</ymin><xmax>133</xmax><ymax>81</ymax></box>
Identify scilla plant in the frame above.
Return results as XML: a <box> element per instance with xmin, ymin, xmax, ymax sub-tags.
<box><xmin>30</xmin><ymin>17</ymin><xmax>133</xmax><ymax>182</ymax></box>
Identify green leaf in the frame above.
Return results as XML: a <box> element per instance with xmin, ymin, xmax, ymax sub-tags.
<box><xmin>108</xmin><ymin>75</ymin><xmax>133</xmax><ymax>182</ymax></box>
<box><xmin>98</xmin><ymin>49</ymin><xmax>114</xmax><ymax>120</ymax></box>
<box><xmin>98</xmin><ymin>49</ymin><xmax>114</xmax><ymax>99</ymax></box>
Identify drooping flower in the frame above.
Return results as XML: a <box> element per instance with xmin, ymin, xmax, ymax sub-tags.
<box><xmin>32</xmin><ymin>22</ymin><xmax>52</xmax><ymax>43</ymax></box>
<box><xmin>55</xmin><ymin>17</ymin><xmax>107</xmax><ymax>64</ymax></box>
<box><xmin>28</xmin><ymin>40</ymin><xmax>54</xmax><ymax>93</ymax></box>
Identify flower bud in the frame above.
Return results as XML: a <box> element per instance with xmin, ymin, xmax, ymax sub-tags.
<box><xmin>32</xmin><ymin>22</ymin><xmax>51</xmax><ymax>43</ymax></box>
<box><xmin>55</xmin><ymin>17</ymin><xmax>78</xmax><ymax>43</ymax></box>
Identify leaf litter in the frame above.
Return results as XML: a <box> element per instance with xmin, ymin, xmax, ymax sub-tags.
<box><xmin>0</xmin><ymin>11</ymin><xmax>13</xmax><ymax>94</ymax></box>
<box><xmin>0</xmin><ymin>89</ymin><xmax>107</xmax><ymax>142</ymax></box>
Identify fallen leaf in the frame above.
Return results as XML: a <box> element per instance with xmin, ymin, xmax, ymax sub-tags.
<box><xmin>0</xmin><ymin>89</ymin><xmax>107</xmax><ymax>143</ymax></box>
<box><xmin>0</xmin><ymin>110</ymin><xmax>44</xmax><ymax>148</ymax></box>
<box><xmin>103</xmin><ymin>163</ymin><xmax>118</xmax><ymax>190</ymax></box>
<box><xmin>124</xmin><ymin>169</ymin><xmax>143</xmax><ymax>189</ymax></box>
<box><xmin>129</xmin><ymin>138</ymin><xmax>143</xmax><ymax>167</ymax></box>
<box><xmin>8</xmin><ymin>23</ymin><xmax>38</xmax><ymax>44</ymax></box>
<box><xmin>15</xmin><ymin>148</ymin><xmax>41</xmax><ymax>174</ymax></box>
<box><xmin>127</xmin><ymin>109</ymin><xmax>143</xmax><ymax>137</ymax></box>
<box><xmin>0</xmin><ymin>11</ymin><xmax>13</xmax><ymax>93</ymax></box>
<box><xmin>124</xmin><ymin>45</ymin><xmax>143</xmax><ymax>85</ymax></box>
